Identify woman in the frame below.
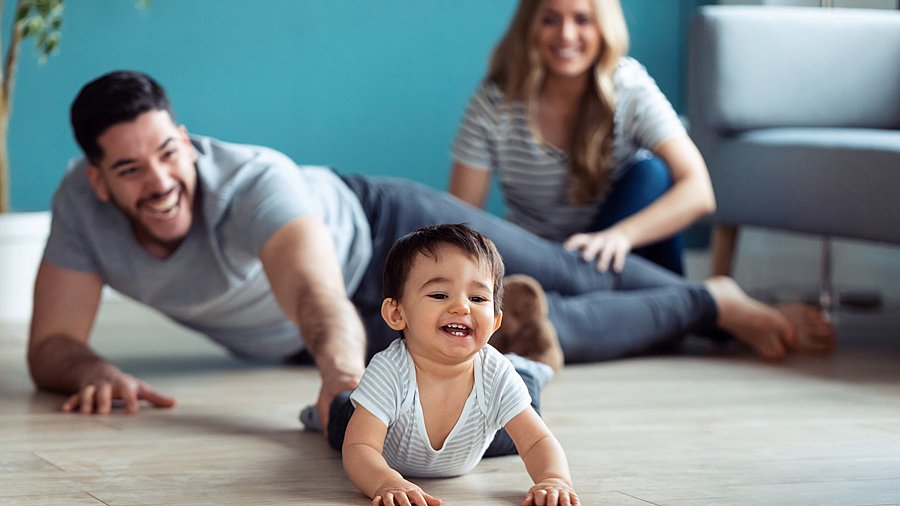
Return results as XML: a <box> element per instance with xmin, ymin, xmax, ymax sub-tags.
<box><xmin>450</xmin><ymin>0</ymin><xmax>713</xmax><ymax>275</ymax></box>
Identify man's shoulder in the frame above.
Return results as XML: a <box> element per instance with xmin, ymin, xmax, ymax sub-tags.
<box><xmin>192</xmin><ymin>135</ymin><xmax>297</xmax><ymax>173</ymax></box>
<box><xmin>191</xmin><ymin>135</ymin><xmax>308</xmax><ymax>198</ymax></box>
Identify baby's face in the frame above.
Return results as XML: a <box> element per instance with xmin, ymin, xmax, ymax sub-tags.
<box><xmin>383</xmin><ymin>244</ymin><xmax>502</xmax><ymax>365</ymax></box>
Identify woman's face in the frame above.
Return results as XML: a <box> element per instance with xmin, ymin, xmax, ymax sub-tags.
<box><xmin>535</xmin><ymin>0</ymin><xmax>602</xmax><ymax>81</ymax></box>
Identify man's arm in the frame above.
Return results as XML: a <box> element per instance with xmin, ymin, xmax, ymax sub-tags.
<box><xmin>28</xmin><ymin>261</ymin><xmax>175</xmax><ymax>414</ymax></box>
<box><xmin>259</xmin><ymin>215</ymin><xmax>367</xmax><ymax>430</ymax></box>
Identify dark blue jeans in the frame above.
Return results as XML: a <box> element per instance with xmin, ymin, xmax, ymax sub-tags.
<box><xmin>340</xmin><ymin>174</ymin><xmax>719</xmax><ymax>363</ymax></box>
<box><xmin>592</xmin><ymin>156</ymin><xmax>684</xmax><ymax>275</ymax></box>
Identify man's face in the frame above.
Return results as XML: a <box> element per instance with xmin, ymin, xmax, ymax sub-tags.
<box><xmin>86</xmin><ymin>109</ymin><xmax>198</xmax><ymax>258</ymax></box>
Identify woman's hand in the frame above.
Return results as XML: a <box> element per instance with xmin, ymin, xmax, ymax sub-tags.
<box><xmin>564</xmin><ymin>228</ymin><xmax>632</xmax><ymax>273</ymax></box>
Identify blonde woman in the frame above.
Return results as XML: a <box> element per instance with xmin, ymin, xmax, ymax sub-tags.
<box><xmin>451</xmin><ymin>0</ymin><xmax>714</xmax><ymax>275</ymax></box>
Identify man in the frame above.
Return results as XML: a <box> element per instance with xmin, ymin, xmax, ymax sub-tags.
<box><xmin>29</xmin><ymin>71</ymin><xmax>834</xmax><ymax>427</ymax></box>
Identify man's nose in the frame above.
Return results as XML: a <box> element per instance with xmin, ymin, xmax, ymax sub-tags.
<box><xmin>145</xmin><ymin>161</ymin><xmax>174</xmax><ymax>192</ymax></box>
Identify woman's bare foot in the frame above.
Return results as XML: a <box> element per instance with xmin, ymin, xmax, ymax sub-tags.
<box><xmin>701</xmin><ymin>277</ymin><xmax>786</xmax><ymax>360</ymax></box>
<box><xmin>705</xmin><ymin>277</ymin><xmax>837</xmax><ymax>360</ymax></box>
<box><xmin>776</xmin><ymin>302</ymin><xmax>837</xmax><ymax>354</ymax></box>
<box><xmin>490</xmin><ymin>274</ymin><xmax>565</xmax><ymax>372</ymax></box>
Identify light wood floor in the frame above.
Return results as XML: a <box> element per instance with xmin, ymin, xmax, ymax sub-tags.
<box><xmin>2</xmin><ymin>297</ymin><xmax>899</xmax><ymax>506</ymax></box>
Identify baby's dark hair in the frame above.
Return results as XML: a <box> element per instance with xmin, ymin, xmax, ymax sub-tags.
<box><xmin>70</xmin><ymin>70</ymin><xmax>174</xmax><ymax>164</ymax></box>
<box><xmin>382</xmin><ymin>224</ymin><xmax>505</xmax><ymax>313</ymax></box>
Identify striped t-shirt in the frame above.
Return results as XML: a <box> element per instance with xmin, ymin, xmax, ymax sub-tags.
<box><xmin>452</xmin><ymin>57</ymin><xmax>686</xmax><ymax>242</ymax></box>
<box><xmin>349</xmin><ymin>338</ymin><xmax>531</xmax><ymax>478</ymax></box>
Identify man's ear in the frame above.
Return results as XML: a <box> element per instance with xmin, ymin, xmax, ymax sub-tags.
<box><xmin>85</xmin><ymin>165</ymin><xmax>110</xmax><ymax>202</ymax></box>
<box><xmin>493</xmin><ymin>310</ymin><xmax>503</xmax><ymax>334</ymax></box>
<box><xmin>178</xmin><ymin>124</ymin><xmax>197</xmax><ymax>163</ymax></box>
<box><xmin>381</xmin><ymin>298</ymin><xmax>407</xmax><ymax>331</ymax></box>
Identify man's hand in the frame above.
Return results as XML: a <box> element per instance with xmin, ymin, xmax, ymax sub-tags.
<box><xmin>317</xmin><ymin>367</ymin><xmax>362</xmax><ymax>434</ymax></box>
<box><xmin>259</xmin><ymin>217</ymin><xmax>368</xmax><ymax>435</ymax></box>
<box><xmin>61</xmin><ymin>365</ymin><xmax>175</xmax><ymax>415</ymax></box>
<box><xmin>564</xmin><ymin>228</ymin><xmax>632</xmax><ymax>273</ymax></box>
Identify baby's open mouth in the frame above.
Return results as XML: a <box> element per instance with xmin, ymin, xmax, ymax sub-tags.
<box><xmin>442</xmin><ymin>323</ymin><xmax>472</xmax><ymax>337</ymax></box>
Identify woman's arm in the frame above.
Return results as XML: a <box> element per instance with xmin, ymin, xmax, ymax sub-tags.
<box><xmin>565</xmin><ymin>134</ymin><xmax>716</xmax><ymax>272</ymax></box>
<box><xmin>448</xmin><ymin>161</ymin><xmax>492</xmax><ymax>209</ymax></box>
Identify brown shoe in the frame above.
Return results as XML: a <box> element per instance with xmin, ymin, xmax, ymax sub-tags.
<box><xmin>490</xmin><ymin>274</ymin><xmax>564</xmax><ymax>373</ymax></box>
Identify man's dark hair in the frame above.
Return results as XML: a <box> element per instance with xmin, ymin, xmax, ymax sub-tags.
<box><xmin>382</xmin><ymin>223</ymin><xmax>505</xmax><ymax>313</ymax></box>
<box><xmin>70</xmin><ymin>70</ymin><xmax>174</xmax><ymax>164</ymax></box>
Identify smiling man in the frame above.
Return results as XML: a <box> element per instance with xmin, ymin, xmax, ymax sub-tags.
<box><xmin>28</xmin><ymin>71</ymin><xmax>834</xmax><ymax>430</ymax></box>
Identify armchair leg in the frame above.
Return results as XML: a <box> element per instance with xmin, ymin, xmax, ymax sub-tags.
<box><xmin>711</xmin><ymin>224</ymin><xmax>739</xmax><ymax>277</ymax></box>
<box><xmin>819</xmin><ymin>236</ymin><xmax>835</xmax><ymax>321</ymax></box>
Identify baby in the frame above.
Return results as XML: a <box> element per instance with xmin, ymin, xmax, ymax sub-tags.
<box><xmin>321</xmin><ymin>223</ymin><xmax>578</xmax><ymax>505</ymax></box>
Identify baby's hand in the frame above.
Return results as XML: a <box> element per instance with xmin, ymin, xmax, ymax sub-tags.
<box><xmin>522</xmin><ymin>478</ymin><xmax>579</xmax><ymax>506</ymax></box>
<box><xmin>372</xmin><ymin>479</ymin><xmax>441</xmax><ymax>506</ymax></box>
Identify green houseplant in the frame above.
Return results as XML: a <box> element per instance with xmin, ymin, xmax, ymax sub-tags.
<box><xmin>0</xmin><ymin>0</ymin><xmax>62</xmax><ymax>213</ymax></box>
<box><xmin>0</xmin><ymin>1</ymin><xmax>146</xmax><ymax>322</ymax></box>
<box><xmin>0</xmin><ymin>1</ymin><xmax>61</xmax><ymax>322</ymax></box>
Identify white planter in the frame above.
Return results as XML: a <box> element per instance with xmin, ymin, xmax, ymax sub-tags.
<box><xmin>0</xmin><ymin>211</ymin><xmax>51</xmax><ymax>323</ymax></box>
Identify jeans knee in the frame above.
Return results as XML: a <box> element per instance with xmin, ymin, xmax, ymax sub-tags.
<box><xmin>621</xmin><ymin>156</ymin><xmax>672</xmax><ymax>203</ymax></box>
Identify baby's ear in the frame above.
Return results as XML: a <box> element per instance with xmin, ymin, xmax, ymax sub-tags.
<box><xmin>493</xmin><ymin>310</ymin><xmax>503</xmax><ymax>334</ymax></box>
<box><xmin>380</xmin><ymin>298</ymin><xmax>407</xmax><ymax>331</ymax></box>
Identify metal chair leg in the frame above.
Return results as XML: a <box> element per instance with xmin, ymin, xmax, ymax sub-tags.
<box><xmin>819</xmin><ymin>237</ymin><xmax>835</xmax><ymax>322</ymax></box>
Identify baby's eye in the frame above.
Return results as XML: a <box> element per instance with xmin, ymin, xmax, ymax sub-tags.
<box><xmin>469</xmin><ymin>296</ymin><xmax>488</xmax><ymax>303</ymax></box>
<box><xmin>428</xmin><ymin>293</ymin><xmax>448</xmax><ymax>300</ymax></box>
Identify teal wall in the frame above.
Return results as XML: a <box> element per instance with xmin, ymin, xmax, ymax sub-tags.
<box><xmin>6</xmin><ymin>0</ymin><xmax>701</xmax><ymax>213</ymax></box>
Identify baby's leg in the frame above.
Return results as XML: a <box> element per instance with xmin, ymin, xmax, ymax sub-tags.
<box><xmin>483</xmin><ymin>354</ymin><xmax>549</xmax><ymax>459</ymax></box>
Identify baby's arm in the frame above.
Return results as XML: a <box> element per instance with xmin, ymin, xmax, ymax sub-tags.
<box><xmin>505</xmin><ymin>407</ymin><xmax>580</xmax><ymax>506</ymax></box>
<box><xmin>342</xmin><ymin>405</ymin><xmax>442</xmax><ymax>506</ymax></box>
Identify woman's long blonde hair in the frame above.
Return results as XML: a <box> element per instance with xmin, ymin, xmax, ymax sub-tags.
<box><xmin>487</xmin><ymin>0</ymin><xmax>629</xmax><ymax>205</ymax></box>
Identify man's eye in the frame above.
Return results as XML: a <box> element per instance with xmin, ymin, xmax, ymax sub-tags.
<box><xmin>118</xmin><ymin>167</ymin><xmax>138</xmax><ymax>177</ymax></box>
<box><xmin>160</xmin><ymin>149</ymin><xmax>176</xmax><ymax>161</ymax></box>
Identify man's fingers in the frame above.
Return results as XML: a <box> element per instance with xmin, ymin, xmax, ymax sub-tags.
<box><xmin>96</xmin><ymin>383</ymin><xmax>113</xmax><ymax>415</ymax></box>
<box><xmin>62</xmin><ymin>392</ymin><xmax>80</xmax><ymax>413</ymax></box>
<box><xmin>317</xmin><ymin>391</ymin><xmax>333</xmax><ymax>438</ymax></box>
<box><xmin>137</xmin><ymin>384</ymin><xmax>176</xmax><ymax>408</ymax></box>
<box><xmin>79</xmin><ymin>385</ymin><xmax>97</xmax><ymax>414</ymax></box>
<box><xmin>115</xmin><ymin>380</ymin><xmax>140</xmax><ymax>414</ymax></box>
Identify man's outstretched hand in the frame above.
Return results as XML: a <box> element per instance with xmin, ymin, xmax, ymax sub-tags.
<box><xmin>61</xmin><ymin>367</ymin><xmax>176</xmax><ymax>415</ymax></box>
<box><xmin>316</xmin><ymin>368</ymin><xmax>361</xmax><ymax>437</ymax></box>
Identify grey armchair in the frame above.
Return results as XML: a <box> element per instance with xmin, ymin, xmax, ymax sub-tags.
<box><xmin>687</xmin><ymin>5</ymin><xmax>900</xmax><ymax>304</ymax></box>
